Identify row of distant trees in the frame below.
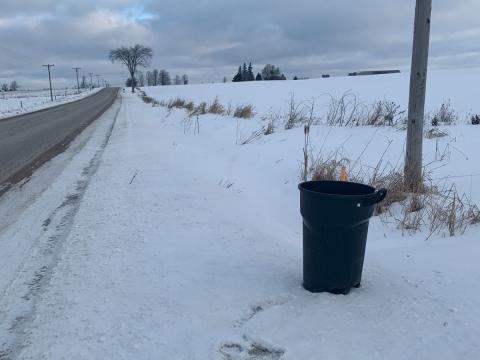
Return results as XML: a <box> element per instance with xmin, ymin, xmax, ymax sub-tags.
<box><xmin>109</xmin><ymin>45</ymin><xmax>296</xmax><ymax>91</ymax></box>
<box><xmin>1</xmin><ymin>81</ymin><xmax>19</xmax><ymax>92</ymax></box>
<box><xmin>126</xmin><ymin>70</ymin><xmax>189</xmax><ymax>87</ymax></box>
<box><xmin>145</xmin><ymin>70</ymin><xmax>188</xmax><ymax>86</ymax></box>
<box><xmin>232</xmin><ymin>63</ymin><xmax>286</xmax><ymax>82</ymax></box>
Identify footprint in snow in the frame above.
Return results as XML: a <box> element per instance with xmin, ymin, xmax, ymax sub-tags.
<box><xmin>219</xmin><ymin>336</ymin><xmax>285</xmax><ymax>360</ymax></box>
<box><xmin>235</xmin><ymin>294</ymin><xmax>294</xmax><ymax>327</ymax></box>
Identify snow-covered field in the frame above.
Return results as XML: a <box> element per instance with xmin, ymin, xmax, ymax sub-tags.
<box><xmin>0</xmin><ymin>88</ymin><xmax>101</xmax><ymax>119</ymax></box>
<box><xmin>0</xmin><ymin>69</ymin><xmax>479</xmax><ymax>359</ymax></box>
<box><xmin>144</xmin><ymin>67</ymin><xmax>480</xmax><ymax>121</ymax></box>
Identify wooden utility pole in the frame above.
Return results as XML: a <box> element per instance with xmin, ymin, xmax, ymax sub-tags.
<box><xmin>96</xmin><ymin>74</ymin><xmax>101</xmax><ymax>88</ymax></box>
<box><xmin>88</xmin><ymin>72</ymin><xmax>94</xmax><ymax>89</ymax></box>
<box><xmin>72</xmin><ymin>67</ymin><xmax>81</xmax><ymax>94</ymax></box>
<box><xmin>405</xmin><ymin>0</ymin><xmax>432</xmax><ymax>190</ymax></box>
<box><xmin>42</xmin><ymin>64</ymin><xmax>54</xmax><ymax>102</ymax></box>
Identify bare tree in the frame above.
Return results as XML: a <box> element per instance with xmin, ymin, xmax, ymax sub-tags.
<box><xmin>81</xmin><ymin>75</ymin><xmax>87</xmax><ymax>89</ymax></box>
<box><xmin>182</xmin><ymin>74</ymin><xmax>189</xmax><ymax>85</ymax></box>
<box><xmin>261</xmin><ymin>64</ymin><xmax>286</xmax><ymax>80</ymax></box>
<box><xmin>152</xmin><ymin>69</ymin><xmax>159</xmax><ymax>86</ymax></box>
<box><xmin>174</xmin><ymin>75</ymin><xmax>182</xmax><ymax>85</ymax></box>
<box><xmin>1</xmin><ymin>83</ymin><xmax>8</xmax><ymax>92</ymax></box>
<box><xmin>109</xmin><ymin>44</ymin><xmax>153</xmax><ymax>93</ymax></box>
<box><xmin>137</xmin><ymin>71</ymin><xmax>145</xmax><ymax>87</ymax></box>
<box><xmin>159</xmin><ymin>70</ymin><xmax>171</xmax><ymax>86</ymax></box>
<box><xmin>145</xmin><ymin>71</ymin><xmax>152</xmax><ymax>86</ymax></box>
<box><xmin>9</xmin><ymin>81</ymin><xmax>19</xmax><ymax>91</ymax></box>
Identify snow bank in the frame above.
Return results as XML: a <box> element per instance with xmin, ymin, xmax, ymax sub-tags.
<box><xmin>0</xmin><ymin>88</ymin><xmax>101</xmax><ymax>119</ymax></box>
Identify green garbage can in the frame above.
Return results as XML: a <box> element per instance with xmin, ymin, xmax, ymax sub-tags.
<box><xmin>299</xmin><ymin>181</ymin><xmax>387</xmax><ymax>294</ymax></box>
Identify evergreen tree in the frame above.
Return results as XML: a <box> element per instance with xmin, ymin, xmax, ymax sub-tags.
<box><xmin>233</xmin><ymin>66</ymin><xmax>243</xmax><ymax>82</ymax></box>
<box><xmin>246</xmin><ymin>62</ymin><xmax>254</xmax><ymax>81</ymax></box>
<box><xmin>256</xmin><ymin>73</ymin><xmax>262</xmax><ymax>81</ymax></box>
<box><xmin>242</xmin><ymin>63</ymin><xmax>247</xmax><ymax>81</ymax></box>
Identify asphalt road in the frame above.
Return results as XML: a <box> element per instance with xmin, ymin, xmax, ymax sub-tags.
<box><xmin>0</xmin><ymin>88</ymin><xmax>118</xmax><ymax>191</ymax></box>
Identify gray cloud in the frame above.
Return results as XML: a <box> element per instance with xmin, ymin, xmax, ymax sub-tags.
<box><xmin>0</xmin><ymin>0</ymin><xmax>479</xmax><ymax>88</ymax></box>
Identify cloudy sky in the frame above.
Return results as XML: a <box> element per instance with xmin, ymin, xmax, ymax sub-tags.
<box><xmin>1</xmin><ymin>0</ymin><xmax>479</xmax><ymax>89</ymax></box>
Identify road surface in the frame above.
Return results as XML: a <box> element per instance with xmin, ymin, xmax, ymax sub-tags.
<box><xmin>0</xmin><ymin>88</ymin><xmax>118</xmax><ymax>192</ymax></box>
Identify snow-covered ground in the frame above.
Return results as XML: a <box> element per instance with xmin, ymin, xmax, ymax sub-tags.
<box><xmin>144</xmin><ymin>67</ymin><xmax>480</xmax><ymax>121</ymax></box>
<box><xmin>0</xmin><ymin>69</ymin><xmax>479</xmax><ymax>359</ymax></box>
<box><xmin>0</xmin><ymin>88</ymin><xmax>101</xmax><ymax>119</ymax></box>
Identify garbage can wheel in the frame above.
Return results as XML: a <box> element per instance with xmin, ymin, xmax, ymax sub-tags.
<box><xmin>354</xmin><ymin>283</ymin><xmax>361</xmax><ymax>288</ymax></box>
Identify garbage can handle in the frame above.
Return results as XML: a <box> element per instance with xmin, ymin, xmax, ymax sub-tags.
<box><xmin>362</xmin><ymin>188</ymin><xmax>388</xmax><ymax>207</ymax></box>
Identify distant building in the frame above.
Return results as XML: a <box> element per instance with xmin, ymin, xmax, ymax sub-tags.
<box><xmin>348</xmin><ymin>70</ymin><xmax>400</xmax><ymax>76</ymax></box>
<box><xmin>322</xmin><ymin>74</ymin><xmax>330</xmax><ymax>78</ymax></box>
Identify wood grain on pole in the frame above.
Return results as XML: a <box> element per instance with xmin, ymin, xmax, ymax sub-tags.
<box><xmin>405</xmin><ymin>0</ymin><xmax>432</xmax><ymax>190</ymax></box>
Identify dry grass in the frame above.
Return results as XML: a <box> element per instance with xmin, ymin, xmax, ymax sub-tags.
<box><xmin>137</xmin><ymin>90</ymin><xmax>155</xmax><ymax>105</ymax></box>
<box><xmin>234</xmin><ymin>104</ymin><xmax>254</xmax><ymax>119</ymax></box>
<box><xmin>239</xmin><ymin>129</ymin><xmax>263</xmax><ymax>145</ymax></box>
<box><xmin>425</xmin><ymin>128</ymin><xmax>448</xmax><ymax>139</ymax></box>
<box><xmin>225</xmin><ymin>103</ymin><xmax>233</xmax><ymax>116</ymax></box>
<box><xmin>190</xmin><ymin>102</ymin><xmax>207</xmax><ymax>116</ymax></box>
<box><xmin>302</xmin><ymin>146</ymin><xmax>479</xmax><ymax>237</ymax></box>
<box><xmin>325</xmin><ymin>92</ymin><xmax>406</xmax><ymax>127</ymax></box>
<box><xmin>365</xmin><ymin>100</ymin><xmax>406</xmax><ymax>126</ymax></box>
<box><xmin>208</xmin><ymin>97</ymin><xmax>225</xmax><ymax>114</ymax></box>
<box><xmin>431</xmin><ymin>100</ymin><xmax>457</xmax><ymax>126</ymax></box>
<box><xmin>285</xmin><ymin>93</ymin><xmax>307</xmax><ymax>129</ymax></box>
<box><xmin>425</xmin><ymin>185</ymin><xmax>480</xmax><ymax>238</ymax></box>
<box><xmin>138</xmin><ymin>92</ymin><xmax>257</xmax><ymax>124</ymax></box>
<box><xmin>167</xmin><ymin>97</ymin><xmax>186</xmax><ymax>109</ymax></box>
<box><xmin>260</xmin><ymin>110</ymin><xmax>281</xmax><ymax>135</ymax></box>
<box><xmin>310</xmin><ymin>158</ymin><xmax>345</xmax><ymax>182</ymax></box>
<box><xmin>326</xmin><ymin>91</ymin><xmax>360</xmax><ymax>126</ymax></box>
<box><xmin>184</xmin><ymin>101</ymin><xmax>195</xmax><ymax>112</ymax></box>
<box><xmin>369</xmin><ymin>170</ymin><xmax>409</xmax><ymax>215</ymax></box>
<box><xmin>264</xmin><ymin>121</ymin><xmax>275</xmax><ymax>135</ymax></box>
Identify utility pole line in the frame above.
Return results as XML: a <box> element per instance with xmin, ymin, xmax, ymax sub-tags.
<box><xmin>88</xmin><ymin>72</ymin><xmax>94</xmax><ymax>89</ymax></box>
<box><xmin>72</xmin><ymin>67</ymin><xmax>81</xmax><ymax>94</ymax></box>
<box><xmin>96</xmin><ymin>74</ymin><xmax>101</xmax><ymax>88</ymax></box>
<box><xmin>42</xmin><ymin>64</ymin><xmax>55</xmax><ymax>102</ymax></box>
<box><xmin>405</xmin><ymin>0</ymin><xmax>432</xmax><ymax>190</ymax></box>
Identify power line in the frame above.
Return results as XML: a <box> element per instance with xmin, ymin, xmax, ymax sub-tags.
<box><xmin>72</xmin><ymin>67</ymin><xmax>81</xmax><ymax>94</ymax></box>
<box><xmin>42</xmin><ymin>64</ymin><xmax>54</xmax><ymax>101</ymax></box>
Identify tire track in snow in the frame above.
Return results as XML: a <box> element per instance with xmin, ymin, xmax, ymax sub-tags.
<box><xmin>0</xmin><ymin>97</ymin><xmax>122</xmax><ymax>360</ymax></box>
